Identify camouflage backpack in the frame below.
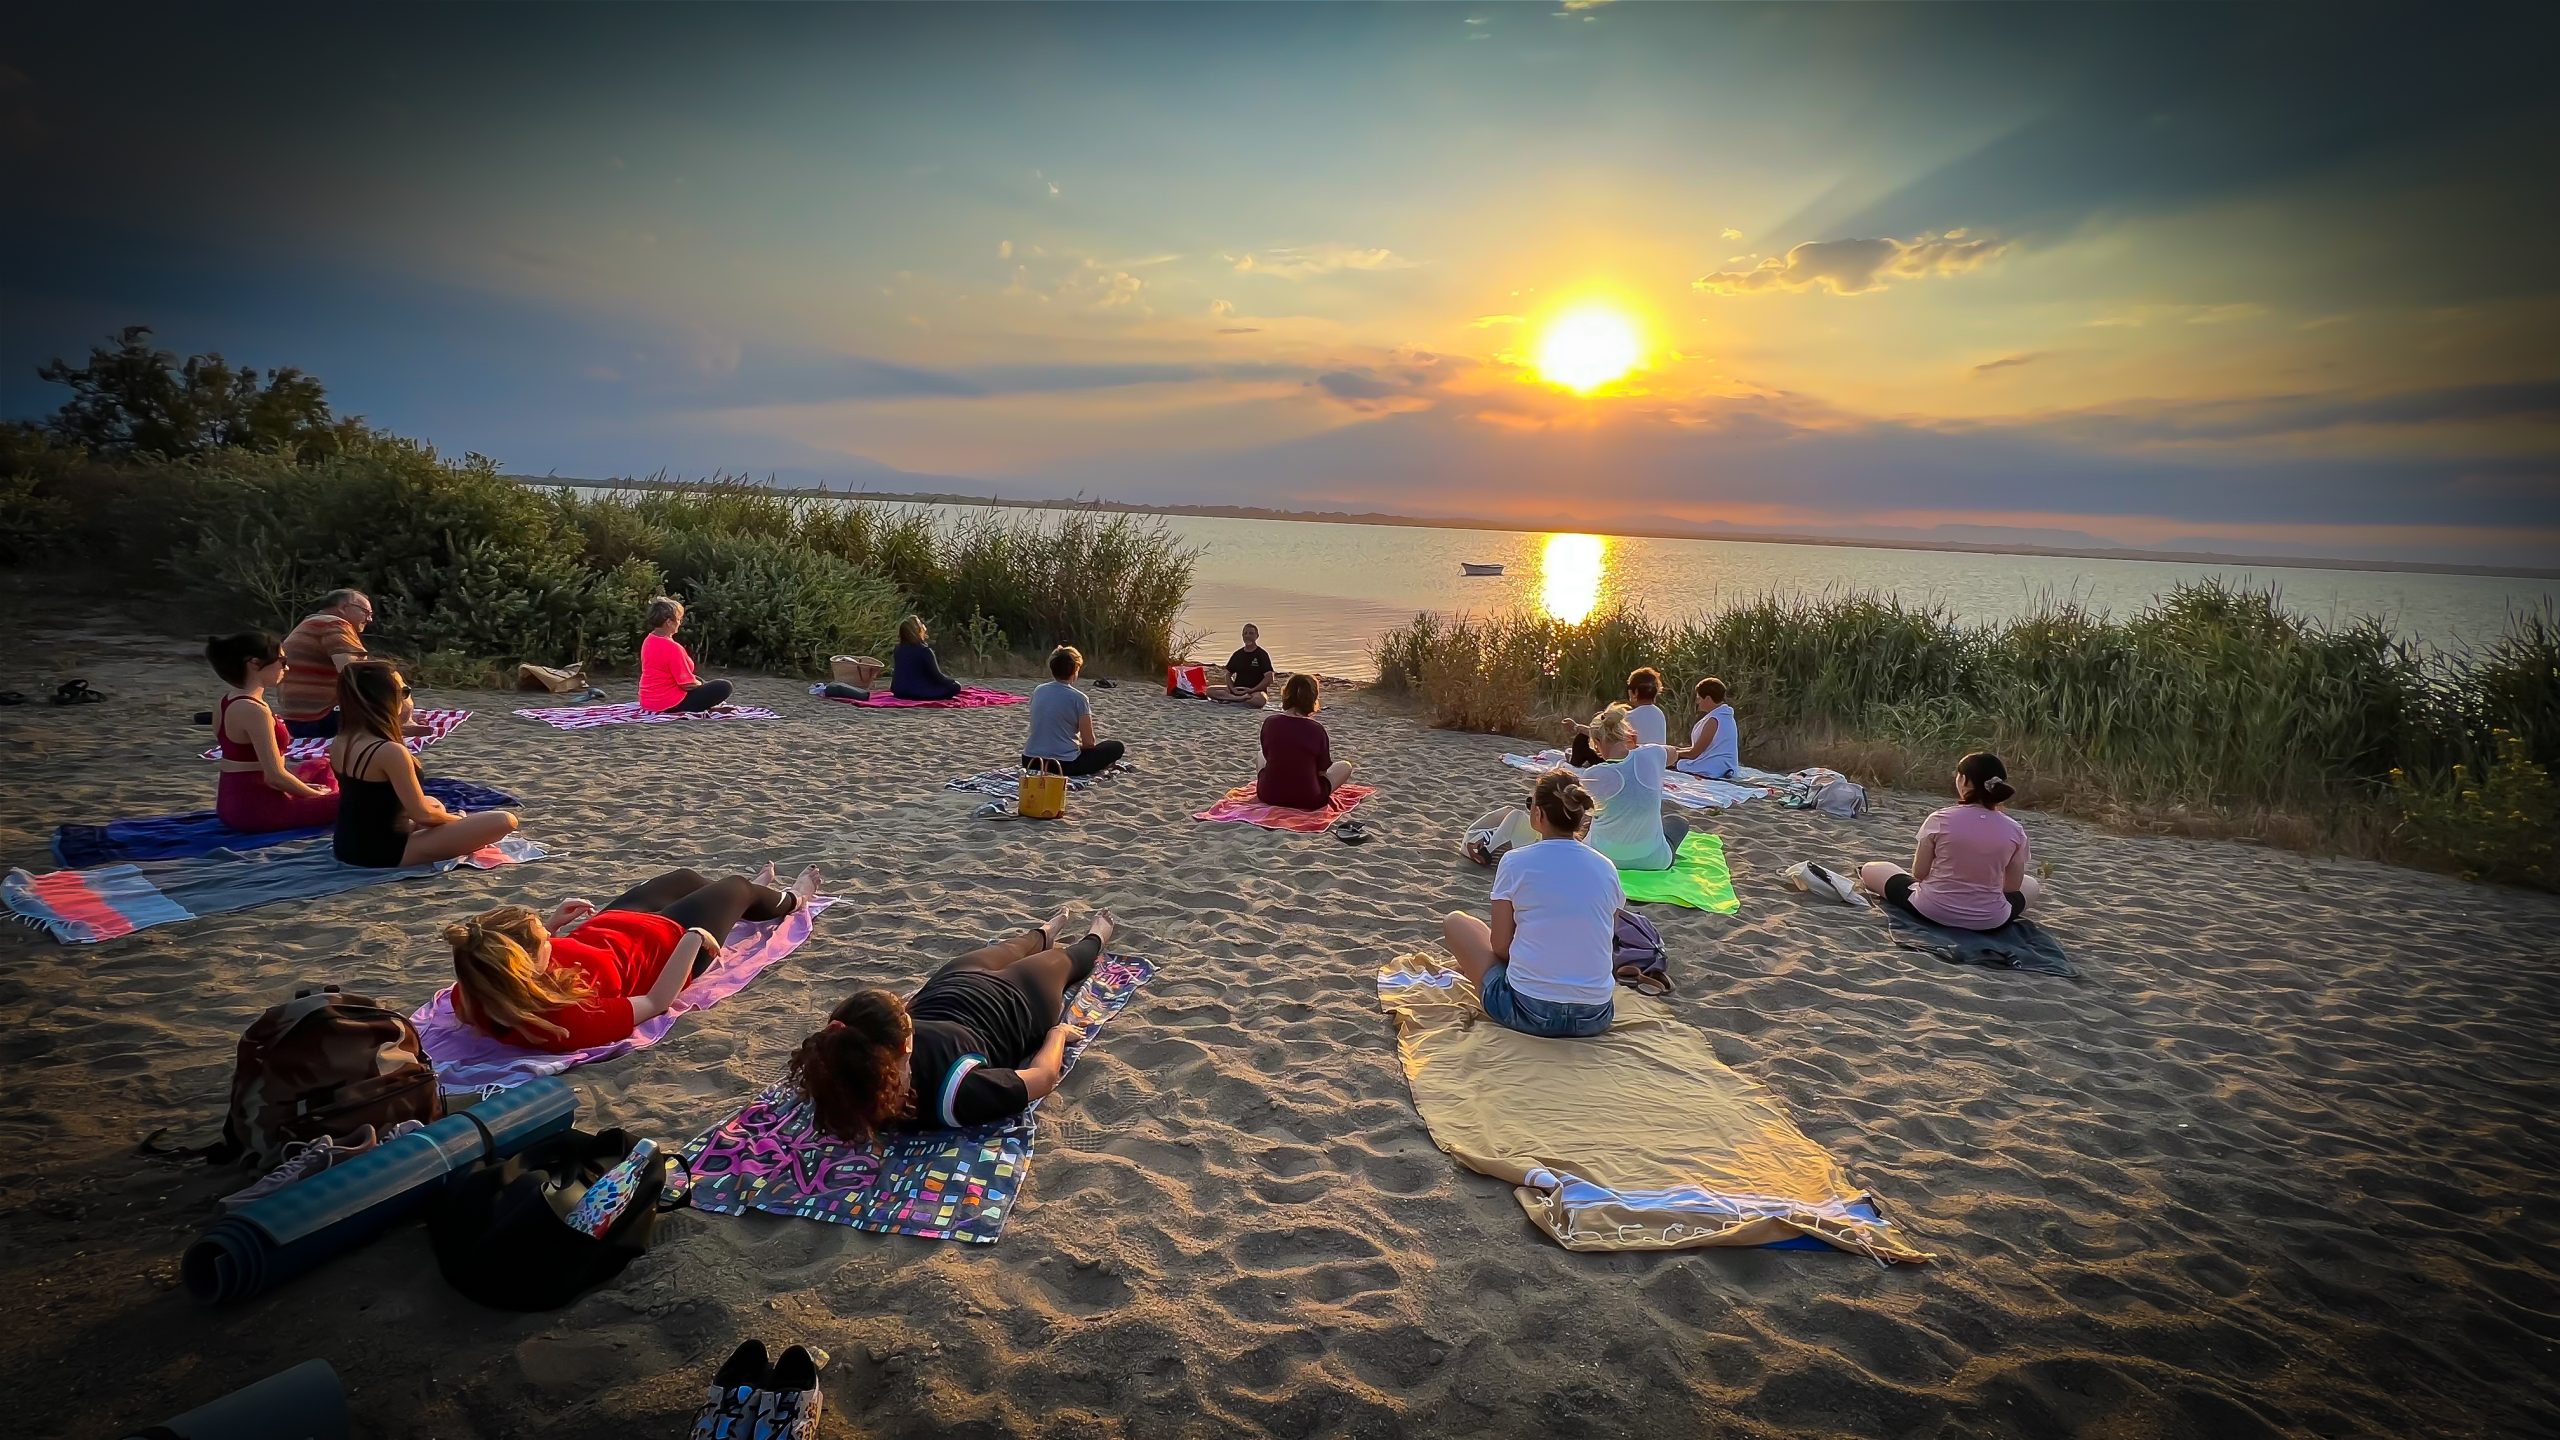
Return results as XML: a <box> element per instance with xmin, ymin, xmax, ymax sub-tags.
<box><xmin>217</xmin><ymin>986</ymin><xmax>443</xmax><ymax>1169</ymax></box>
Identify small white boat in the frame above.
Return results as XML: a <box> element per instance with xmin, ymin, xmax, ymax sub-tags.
<box><xmin>1460</xmin><ymin>562</ymin><xmax>1504</xmax><ymax>576</ymax></box>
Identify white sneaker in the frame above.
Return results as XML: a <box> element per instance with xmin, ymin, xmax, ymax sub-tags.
<box><xmin>1786</xmin><ymin>861</ymin><xmax>1869</xmax><ymax>908</ymax></box>
<box><xmin>221</xmin><ymin>1125</ymin><xmax>378</xmax><ymax>1210</ymax></box>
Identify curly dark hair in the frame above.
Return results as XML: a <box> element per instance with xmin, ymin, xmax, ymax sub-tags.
<box><xmin>786</xmin><ymin>988</ymin><xmax>914</xmax><ymax>1142</ymax></box>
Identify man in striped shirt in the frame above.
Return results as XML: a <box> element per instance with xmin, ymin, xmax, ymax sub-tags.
<box><xmin>275</xmin><ymin>589</ymin><xmax>376</xmax><ymax>738</ymax></box>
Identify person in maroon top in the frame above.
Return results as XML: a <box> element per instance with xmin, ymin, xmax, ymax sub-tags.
<box><xmin>1254</xmin><ymin>673</ymin><xmax>1354</xmax><ymax>809</ymax></box>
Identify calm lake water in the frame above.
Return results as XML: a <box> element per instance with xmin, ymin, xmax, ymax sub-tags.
<box><xmin>1143</xmin><ymin>513</ymin><xmax>2558</xmax><ymax>678</ymax></box>
<box><xmin>561</xmin><ymin>490</ymin><xmax>2558</xmax><ymax>680</ymax></box>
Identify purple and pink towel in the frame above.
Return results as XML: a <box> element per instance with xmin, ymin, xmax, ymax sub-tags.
<box><xmin>199</xmin><ymin>709</ymin><xmax>471</xmax><ymax>763</ymax></box>
<box><xmin>830</xmin><ymin>687</ymin><xmax>1022</xmax><ymax>709</ymax></box>
<box><xmin>413</xmin><ymin>897</ymin><xmax>836</xmax><ymax>1090</ymax></box>
<box><xmin>51</xmin><ymin>780</ymin><xmax>517</xmax><ymax>867</ymax></box>
<box><xmin>513</xmin><ymin>701</ymin><xmax>781</xmax><ymax>730</ymax></box>
<box><xmin>681</xmin><ymin>953</ymin><xmax>1157</xmax><ymax>1244</ymax></box>
<box><xmin>4</xmin><ymin>834</ymin><xmax>548</xmax><ymax>945</ymax></box>
<box><xmin>1194</xmin><ymin>783</ymin><xmax>1375</xmax><ymax>832</ymax></box>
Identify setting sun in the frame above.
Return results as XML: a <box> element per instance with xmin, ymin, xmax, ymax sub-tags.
<box><xmin>1534</xmin><ymin>306</ymin><xmax>1644</xmax><ymax>392</ymax></box>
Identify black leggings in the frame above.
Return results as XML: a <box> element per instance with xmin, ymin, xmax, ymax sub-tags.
<box><xmin>598</xmin><ymin>868</ymin><xmax>798</xmax><ymax>974</ymax></box>
<box><xmin>1881</xmin><ymin>872</ymin><xmax>2024</xmax><ymax>929</ymax></box>
<box><xmin>1022</xmin><ymin>740</ymin><xmax>1126</xmax><ymax>778</ymax></box>
<box><xmin>940</xmin><ymin>925</ymin><xmax>1105</xmax><ymax>1026</ymax></box>
<box><xmin>667</xmin><ymin>679</ymin><xmax>734</xmax><ymax>713</ymax></box>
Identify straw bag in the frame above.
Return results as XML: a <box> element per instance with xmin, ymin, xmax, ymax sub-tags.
<box><xmin>1018</xmin><ymin>758</ymin><xmax>1069</xmax><ymax>820</ymax></box>
<box><xmin>515</xmin><ymin>663</ymin><xmax>589</xmax><ymax>695</ymax></box>
<box><xmin>831</xmin><ymin>655</ymin><xmax>884</xmax><ymax>689</ymax></box>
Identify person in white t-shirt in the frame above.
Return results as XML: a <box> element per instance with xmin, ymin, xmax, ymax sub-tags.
<box><xmin>1566</xmin><ymin>667</ymin><xmax>1666</xmax><ymax>765</ymax></box>
<box><xmin>1441</xmin><ymin>770</ymin><xmax>1621</xmax><ymax>1038</ymax></box>
<box><xmin>1470</xmin><ymin>704</ymin><xmax>1689</xmax><ymax>871</ymax></box>
<box><xmin>1673</xmin><ymin>675</ymin><xmax>1740</xmax><ymax>780</ymax></box>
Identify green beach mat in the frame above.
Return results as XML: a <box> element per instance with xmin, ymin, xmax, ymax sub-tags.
<box><xmin>1617</xmin><ymin>832</ymin><xmax>1739</xmax><ymax>912</ymax></box>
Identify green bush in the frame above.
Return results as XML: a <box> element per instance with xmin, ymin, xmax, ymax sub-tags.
<box><xmin>2394</xmin><ymin>734</ymin><xmax>2556</xmax><ymax>889</ymax></box>
<box><xmin>655</xmin><ymin>530</ymin><xmax>906</xmax><ymax>673</ymax></box>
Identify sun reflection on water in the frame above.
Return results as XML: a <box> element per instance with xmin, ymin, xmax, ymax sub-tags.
<box><xmin>1540</xmin><ymin>533</ymin><xmax>1607</xmax><ymax>623</ymax></box>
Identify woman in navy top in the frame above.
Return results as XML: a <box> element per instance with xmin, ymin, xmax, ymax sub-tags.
<box><xmin>890</xmin><ymin>615</ymin><xmax>965</xmax><ymax>701</ymax></box>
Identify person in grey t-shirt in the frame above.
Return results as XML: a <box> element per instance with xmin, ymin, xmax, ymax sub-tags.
<box><xmin>1021</xmin><ymin>645</ymin><xmax>1127</xmax><ymax>777</ymax></box>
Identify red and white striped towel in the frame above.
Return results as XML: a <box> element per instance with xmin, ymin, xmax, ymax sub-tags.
<box><xmin>513</xmin><ymin>701</ymin><xmax>781</xmax><ymax>731</ymax></box>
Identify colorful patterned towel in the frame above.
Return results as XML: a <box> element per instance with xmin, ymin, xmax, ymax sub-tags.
<box><xmin>51</xmin><ymin>780</ymin><xmax>517</xmax><ymax>867</ymax></box>
<box><xmin>1501</xmin><ymin>750</ymin><xmax>1779</xmax><ymax>811</ymax></box>
<box><xmin>199</xmin><ymin>709</ymin><xmax>470</xmax><ymax>763</ymax></box>
<box><xmin>1616</xmin><ymin>832</ymin><xmax>1741</xmax><ymax>913</ymax></box>
<box><xmin>681</xmin><ymin>953</ymin><xmax>1158</xmax><ymax>1243</ymax></box>
<box><xmin>414</xmin><ymin>897</ymin><xmax>837</xmax><ymax>1089</ymax></box>
<box><xmin>830</xmin><ymin>686</ymin><xmax>1023</xmax><ymax>709</ymax></box>
<box><xmin>4</xmin><ymin>835</ymin><xmax>549</xmax><ymax>945</ymax></box>
<box><xmin>943</xmin><ymin>764</ymin><xmax>1127</xmax><ymax>800</ymax></box>
<box><xmin>1193</xmin><ymin>783</ymin><xmax>1375</xmax><ymax>832</ymax></box>
<box><xmin>513</xmin><ymin>701</ymin><xmax>781</xmax><ymax>730</ymax></box>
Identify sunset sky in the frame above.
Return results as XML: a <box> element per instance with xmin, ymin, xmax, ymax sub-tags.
<box><xmin>5</xmin><ymin>4</ymin><xmax>2556</xmax><ymax>564</ymax></box>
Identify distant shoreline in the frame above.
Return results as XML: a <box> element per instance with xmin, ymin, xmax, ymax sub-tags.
<box><xmin>519</xmin><ymin>474</ymin><xmax>2560</xmax><ymax>584</ymax></box>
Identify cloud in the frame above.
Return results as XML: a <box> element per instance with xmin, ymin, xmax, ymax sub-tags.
<box><xmin>1316</xmin><ymin>370</ymin><xmax>1397</xmax><ymax>401</ymax></box>
<box><xmin>1216</xmin><ymin>327</ymin><xmax>1261</xmax><ymax>335</ymax></box>
<box><xmin>2033</xmin><ymin>380</ymin><xmax>2560</xmax><ymax>444</ymax></box>
<box><xmin>1972</xmin><ymin>352</ymin><xmax>2047</xmax><ymax>377</ymax></box>
<box><xmin>1231</xmin><ymin>243</ymin><xmax>1415</xmax><ymax>280</ymax></box>
<box><xmin>2087</xmin><ymin>302</ymin><xmax>2268</xmax><ymax>329</ymax></box>
<box><xmin>1209</xmin><ymin>299</ymin><xmax>1235</xmax><ymax>318</ymax></box>
<box><xmin>1470</xmin><ymin>314</ymin><xmax>1525</xmax><ymax>328</ymax></box>
<box><xmin>1464</xmin><ymin>14</ymin><xmax>1489</xmax><ymax>22</ymax></box>
<box><xmin>1719</xmin><ymin>227</ymin><xmax>1742</xmax><ymax>241</ymax></box>
<box><xmin>1694</xmin><ymin>232</ymin><xmax>2012</xmax><ymax>296</ymax></box>
<box><xmin>1035</xmin><ymin>169</ymin><xmax>1060</xmax><ymax>197</ymax></box>
<box><xmin>998</xmin><ymin>239</ymin><xmax>1012</xmax><ymax>260</ymax></box>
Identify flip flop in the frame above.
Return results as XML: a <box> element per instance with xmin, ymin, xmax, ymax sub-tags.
<box><xmin>1335</xmin><ymin>819</ymin><xmax>1372</xmax><ymax>845</ymax></box>
<box><xmin>52</xmin><ymin>679</ymin><xmax>104</xmax><ymax>705</ymax></box>
<box><xmin>974</xmin><ymin>800</ymin><xmax>1024</xmax><ymax>822</ymax></box>
<box><xmin>0</xmin><ymin>691</ymin><xmax>25</xmax><ymax>706</ymax></box>
<box><xmin>1615</xmin><ymin>964</ymin><xmax>1673</xmax><ymax>998</ymax></box>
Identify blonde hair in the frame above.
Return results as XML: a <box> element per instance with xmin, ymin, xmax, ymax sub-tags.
<box><xmin>442</xmin><ymin>904</ymin><xmax>594</xmax><ymax>1042</ymax></box>
<box><xmin>1589</xmin><ymin>702</ymin><xmax>1637</xmax><ymax>748</ymax></box>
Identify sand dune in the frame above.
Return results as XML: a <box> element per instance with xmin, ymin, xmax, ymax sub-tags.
<box><xmin>3</xmin><ymin>621</ymin><xmax>2557</xmax><ymax>1439</ymax></box>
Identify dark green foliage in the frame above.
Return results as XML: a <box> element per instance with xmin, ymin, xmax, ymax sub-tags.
<box><xmin>34</xmin><ymin>327</ymin><xmax>368</xmax><ymax>463</ymax></box>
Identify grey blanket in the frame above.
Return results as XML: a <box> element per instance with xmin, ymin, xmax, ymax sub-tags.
<box><xmin>1884</xmin><ymin>904</ymin><xmax>2078</xmax><ymax>979</ymax></box>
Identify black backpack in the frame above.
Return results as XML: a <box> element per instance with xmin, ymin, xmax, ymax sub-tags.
<box><xmin>426</xmin><ymin>1127</ymin><xmax>684</xmax><ymax>1311</ymax></box>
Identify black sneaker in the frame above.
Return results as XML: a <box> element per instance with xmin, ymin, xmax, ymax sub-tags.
<box><xmin>690</xmin><ymin>1339</ymin><xmax>770</xmax><ymax>1440</ymax></box>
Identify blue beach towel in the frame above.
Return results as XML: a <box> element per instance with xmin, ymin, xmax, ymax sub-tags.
<box><xmin>5</xmin><ymin>834</ymin><xmax>549</xmax><ymax>945</ymax></box>
<box><xmin>51</xmin><ymin>780</ymin><xmax>517</xmax><ymax>867</ymax></box>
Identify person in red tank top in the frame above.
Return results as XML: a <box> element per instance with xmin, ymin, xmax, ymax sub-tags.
<box><xmin>443</xmin><ymin>865</ymin><xmax>821</xmax><ymax>1053</ymax></box>
<box><xmin>206</xmin><ymin>632</ymin><xmax>340</xmax><ymax>832</ymax></box>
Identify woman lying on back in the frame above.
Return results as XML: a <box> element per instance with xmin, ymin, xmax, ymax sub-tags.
<box><xmin>1442</xmin><ymin>771</ymin><xmax>1620</xmax><ymax>1038</ymax></box>
<box><xmin>1859</xmin><ymin>751</ymin><xmax>2044</xmax><ymax>931</ymax></box>
<box><xmin>444</xmin><ymin>865</ymin><xmax>820</xmax><ymax>1052</ymax></box>
<box><xmin>329</xmin><ymin>661</ymin><xmax>521</xmax><ymax>868</ymax></box>
<box><xmin>206</xmin><ymin>631</ymin><xmax>340</xmax><ymax>832</ymax></box>
<box><xmin>788</xmin><ymin>909</ymin><xmax>1118</xmax><ymax>1137</ymax></box>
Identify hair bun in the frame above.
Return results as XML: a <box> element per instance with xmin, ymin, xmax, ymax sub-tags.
<box><xmin>1984</xmin><ymin>777</ymin><xmax>2015</xmax><ymax>803</ymax></box>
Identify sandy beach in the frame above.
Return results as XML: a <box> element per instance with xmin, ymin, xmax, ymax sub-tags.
<box><xmin>5</xmin><ymin>612</ymin><xmax>2558</xmax><ymax>1440</ymax></box>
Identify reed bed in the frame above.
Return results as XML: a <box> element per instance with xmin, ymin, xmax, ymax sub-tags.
<box><xmin>1372</xmin><ymin>583</ymin><xmax>2559</xmax><ymax>888</ymax></box>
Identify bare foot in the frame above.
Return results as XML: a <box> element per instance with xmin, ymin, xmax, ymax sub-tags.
<box><xmin>789</xmin><ymin>866</ymin><xmax>823</xmax><ymax>908</ymax></box>
<box><xmin>754</xmin><ymin>861</ymin><xmax>778</xmax><ymax>890</ymax></box>
<box><xmin>1034</xmin><ymin>906</ymin><xmax>1074</xmax><ymax>947</ymax></box>
<box><xmin>1084</xmin><ymin>909</ymin><xmax>1117</xmax><ymax>953</ymax></box>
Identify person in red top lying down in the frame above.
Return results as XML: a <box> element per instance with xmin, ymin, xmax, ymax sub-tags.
<box><xmin>441</xmin><ymin>865</ymin><xmax>820</xmax><ymax>1052</ymax></box>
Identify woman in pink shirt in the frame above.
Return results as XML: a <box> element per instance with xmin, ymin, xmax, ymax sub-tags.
<box><xmin>638</xmin><ymin>596</ymin><xmax>734</xmax><ymax>713</ymax></box>
<box><xmin>1859</xmin><ymin>752</ymin><xmax>2043</xmax><ymax>930</ymax></box>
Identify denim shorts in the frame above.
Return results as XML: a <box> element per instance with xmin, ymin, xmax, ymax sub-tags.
<box><xmin>1479</xmin><ymin>964</ymin><xmax>1614</xmax><ymax>1038</ymax></box>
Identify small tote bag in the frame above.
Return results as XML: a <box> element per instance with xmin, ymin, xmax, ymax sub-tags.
<box><xmin>1018</xmin><ymin>758</ymin><xmax>1069</xmax><ymax>820</ymax></box>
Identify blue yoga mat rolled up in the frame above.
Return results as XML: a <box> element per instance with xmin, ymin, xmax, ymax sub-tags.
<box><xmin>181</xmin><ymin>1077</ymin><xmax>577</xmax><ymax>1305</ymax></box>
<box><xmin>123</xmin><ymin>1358</ymin><xmax>347</xmax><ymax>1439</ymax></box>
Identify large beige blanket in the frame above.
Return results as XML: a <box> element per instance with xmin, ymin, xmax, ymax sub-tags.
<box><xmin>1378</xmin><ymin>955</ymin><xmax>1930</xmax><ymax>1262</ymax></box>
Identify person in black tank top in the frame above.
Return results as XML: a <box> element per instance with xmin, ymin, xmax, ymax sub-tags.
<box><xmin>787</xmin><ymin>910</ymin><xmax>1117</xmax><ymax>1139</ymax></box>
<box><xmin>327</xmin><ymin>660</ymin><xmax>523</xmax><ymax>868</ymax></box>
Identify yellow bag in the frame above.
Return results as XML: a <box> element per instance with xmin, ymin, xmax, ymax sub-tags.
<box><xmin>1018</xmin><ymin>759</ymin><xmax>1069</xmax><ymax>820</ymax></box>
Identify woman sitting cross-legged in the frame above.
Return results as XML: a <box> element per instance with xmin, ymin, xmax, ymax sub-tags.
<box><xmin>1442</xmin><ymin>771</ymin><xmax>1620</xmax><ymax>1039</ymax></box>
<box><xmin>443</xmin><ymin>865</ymin><xmax>822</xmax><ymax>1052</ymax></box>
<box><xmin>1255</xmin><ymin>673</ymin><xmax>1353</xmax><ymax>809</ymax></box>
<box><xmin>639</xmin><ymin>595</ymin><xmax>734</xmax><ymax>714</ymax></box>
<box><xmin>1021</xmin><ymin>645</ymin><xmax>1127</xmax><ymax>777</ymax></box>
<box><xmin>1469</xmin><ymin>703</ymin><xmax>1687</xmax><ymax>872</ymax></box>
<box><xmin>207</xmin><ymin>631</ymin><xmax>340</xmax><ymax>832</ymax></box>
<box><xmin>1859</xmin><ymin>751</ymin><xmax>2043</xmax><ymax>930</ymax></box>
<box><xmin>788</xmin><ymin>909</ymin><xmax>1118</xmax><ymax>1138</ymax></box>
<box><xmin>889</xmin><ymin>615</ymin><xmax>965</xmax><ymax>701</ymax></box>
<box><xmin>329</xmin><ymin>661</ymin><xmax>521</xmax><ymax>868</ymax></box>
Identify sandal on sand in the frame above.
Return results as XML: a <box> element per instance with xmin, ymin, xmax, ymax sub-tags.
<box><xmin>52</xmin><ymin>678</ymin><xmax>104</xmax><ymax>705</ymax></box>
<box><xmin>0</xmin><ymin>691</ymin><xmax>27</xmax><ymax>706</ymax></box>
<box><xmin>1336</xmin><ymin>819</ymin><xmax>1372</xmax><ymax>845</ymax></box>
<box><xmin>974</xmin><ymin>800</ymin><xmax>1023</xmax><ymax>822</ymax></box>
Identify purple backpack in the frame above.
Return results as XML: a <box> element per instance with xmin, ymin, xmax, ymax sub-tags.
<box><xmin>1612</xmin><ymin>909</ymin><xmax>1669</xmax><ymax>995</ymax></box>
